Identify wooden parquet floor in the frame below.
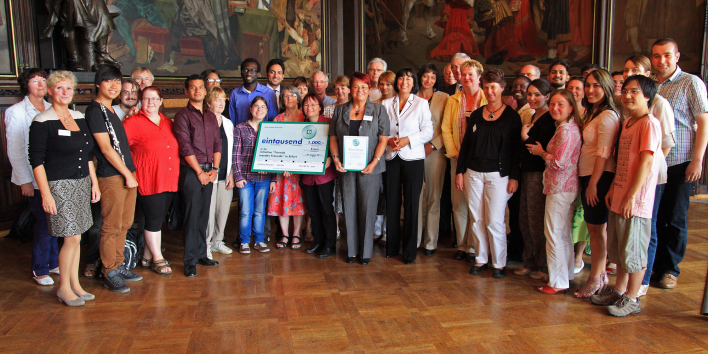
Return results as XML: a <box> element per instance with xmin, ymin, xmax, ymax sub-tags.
<box><xmin>0</xmin><ymin>203</ymin><xmax>707</xmax><ymax>353</ymax></box>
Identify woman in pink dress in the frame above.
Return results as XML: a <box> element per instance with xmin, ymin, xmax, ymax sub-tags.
<box><xmin>428</xmin><ymin>0</ymin><xmax>479</xmax><ymax>62</ymax></box>
<box><xmin>268</xmin><ymin>85</ymin><xmax>308</xmax><ymax>250</ymax></box>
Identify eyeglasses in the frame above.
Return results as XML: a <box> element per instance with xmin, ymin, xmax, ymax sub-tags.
<box><xmin>143</xmin><ymin>97</ymin><xmax>161</xmax><ymax>102</ymax></box>
<box><xmin>207</xmin><ymin>78</ymin><xmax>222</xmax><ymax>83</ymax></box>
<box><xmin>283</xmin><ymin>93</ymin><xmax>298</xmax><ymax>99</ymax></box>
<box><xmin>241</xmin><ymin>68</ymin><xmax>258</xmax><ymax>74</ymax></box>
<box><xmin>136</xmin><ymin>77</ymin><xmax>153</xmax><ymax>83</ymax></box>
<box><xmin>620</xmin><ymin>89</ymin><xmax>642</xmax><ymax>95</ymax></box>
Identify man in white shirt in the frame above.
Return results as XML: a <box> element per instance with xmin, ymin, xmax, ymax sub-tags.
<box><xmin>266</xmin><ymin>59</ymin><xmax>285</xmax><ymax>110</ymax></box>
<box><xmin>112</xmin><ymin>80</ymin><xmax>140</xmax><ymax>121</ymax></box>
<box><xmin>367</xmin><ymin>58</ymin><xmax>386</xmax><ymax>102</ymax></box>
<box><xmin>312</xmin><ymin>71</ymin><xmax>336</xmax><ymax>107</ymax></box>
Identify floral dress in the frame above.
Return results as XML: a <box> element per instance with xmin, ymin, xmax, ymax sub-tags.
<box><xmin>266</xmin><ymin>112</ymin><xmax>307</xmax><ymax>216</ymax></box>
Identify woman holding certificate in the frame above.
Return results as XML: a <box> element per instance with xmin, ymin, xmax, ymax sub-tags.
<box><xmin>268</xmin><ymin>86</ymin><xmax>307</xmax><ymax>250</ymax></box>
<box><xmin>382</xmin><ymin>68</ymin><xmax>433</xmax><ymax>264</ymax></box>
<box><xmin>330</xmin><ymin>72</ymin><xmax>390</xmax><ymax>265</ymax></box>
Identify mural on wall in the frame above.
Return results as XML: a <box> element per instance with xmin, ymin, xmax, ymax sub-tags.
<box><xmin>611</xmin><ymin>0</ymin><xmax>706</xmax><ymax>74</ymax></box>
<box><xmin>105</xmin><ymin>0</ymin><xmax>323</xmax><ymax>78</ymax></box>
<box><xmin>364</xmin><ymin>0</ymin><xmax>594</xmax><ymax>76</ymax></box>
<box><xmin>0</xmin><ymin>0</ymin><xmax>13</xmax><ymax>75</ymax></box>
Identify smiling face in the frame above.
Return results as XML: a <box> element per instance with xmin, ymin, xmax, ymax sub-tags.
<box><xmin>250</xmin><ymin>99</ymin><xmax>268</xmax><ymax>120</ymax></box>
<box><xmin>549</xmin><ymin>94</ymin><xmax>573</xmax><ymax>123</ymax></box>
<box><xmin>142</xmin><ymin>90</ymin><xmax>163</xmax><ymax>115</ymax></box>
<box><xmin>548</xmin><ymin>64</ymin><xmax>569</xmax><ymax>88</ymax></box>
<box><xmin>420</xmin><ymin>71</ymin><xmax>436</xmax><ymax>90</ymax></box>
<box><xmin>367</xmin><ymin>62</ymin><xmax>384</xmax><ymax>84</ymax></box>
<box><xmin>205</xmin><ymin>72</ymin><xmax>221</xmax><ymax>88</ymax></box>
<box><xmin>482</xmin><ymin>82</ymin><xmax>504</xmax><ymax>104</ymax></box>
<box><xmin>584</xmin><ymin>75</ymin><xmax>605</xmax><ymax>106</ymax></box>
<box><xmin>620</xmin><ymin>80</ymin><xmax>650</xmax><ymax>113</ymax></box>
<box><xmin>120</xmin><ymin>82</ymin><xmax>139</xmax><ymax>108</ymax></box>
<box><xmin>397</xmin><ymin>74</ymin><xmax>414</xmax><ymax>95</ymax></box>
<box><xmin>312</xmin><ymin>72</ymin><xmax>328</xmax><ymax>96</ymax></box>
<box><xmin>527</xmin><ymin>85</ymin><xmax>548</xmax><ymax>110</ymax></box>
<box><xmin>134</xmin><ymin>70</ymin><xmax>153</xmax><ymax>89</ymax></box>
<box><xmin>450</xmin><ymin>58</ymin><xmax>465</xmax><ymax>81</ymax></box>
<box><xmin>443</xmin><ymin>65</ymin><xmax>456</xmax><ymax>85</ymax></box>
<box><xmin>612</xmin><ymin>74</ymin><xmax>624</xmax><ymax>97</ymax></box>
<box><xmin>567</xmin><ymin>79</ymin><xmax>585</xmax><ymax>101</ymax></box>
<box><xmin>379</xmin><ymin>81</ymin><xmax>394</xmax><ymax>98</ymax></box>
<box><xmin>97</xmin><ymin>78</ymin><xmax>121</xmax><ymax>100</ymax></box>
<box><xmin>241</xmin><ymin>62</ymin><xmax>259</xmax><ymax>85</ymax></box>
<box><xmin>350</xmin><ymin>78</ymin><xmax>370</xmax><ymax>103</ymax></box>
<box><xmin>334</xmin><ymin>84</ymin><xmax>349</xmax><ymax>101</ymax></box>
<box><xmin>651</xmin><ymin>42</ymin><xmax>680</xmax><ymax>77</ymax></box>
<box><xmin>303</xmin><ymin>96</ymin><xmax>321</xmax><ymax>120</ymax></box>
<box><xmin>267</xmin><ymin>64</ymin><xmax>284</xmax><ymax>87</ymax></box>
<box><xmin>282</xmin><ymin>89</ymin><xmax>299</xmax><ymax>110</ymax></box>
<box><xmin>27</xmin><ymin>75</ymin><xmax>47</xmax><ymax>98</ymax></box>
<box><xmin>49</xmin><ymin>79</ymin><xmax>74</xmax><ymax>106</ymax></box>
<box><xmin>207</xmin><ymin>95</ymin><xmax>226</xmax><ymax>116</ymax></box>
<box><xmin>186</xmin><ymin>79</ymin><xmax>206</xmax><ymax>103</ymax></box>
<box><xmin>511</xmin><ymin>77</ymin><xmax>530</xmax><ymax>102</ymax></box>
<box><xmin>459</xmin><ymin>66</ymin><xmax>480</xmax><ymax>90</ymax></box>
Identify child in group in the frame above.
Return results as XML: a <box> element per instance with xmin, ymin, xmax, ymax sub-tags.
<box><xmin>589</xmin><ymin>75</ymin><xmax>662</xmax><ymax>317</ymax></box>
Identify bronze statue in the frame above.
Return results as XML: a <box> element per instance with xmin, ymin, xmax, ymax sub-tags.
<box><xmin>41</xmin><ymin>0</ymin><xmax>121</xmax><ymax>71</ymax></box>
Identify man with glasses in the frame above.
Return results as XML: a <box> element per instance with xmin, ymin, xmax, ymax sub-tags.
<box><xmin>367</xmin><ymin>58</ymin><xmax>386</xmax><ymax>102</ymax></box>
<box><xmin>311</xmin><ymin>71</ymin><xmax>336</xmax><ymax>107</ymax></box>
<box><xmin>113</xmin><ymin>80</ymin><xmax>140</xmax><ymax>121</ymax></box>
<box><xmin>131</xmin><ymin>67</ymin><xmax>154</xmax><ymax>90</ymax></box>
<box><xmin>228</xmin><ymin>58</ymin><xmax>279</xmax><ymax>125</ymax></box>
<box><xmin>266</xmin><ymin>59</ymin><xmax>285</xmax><ymax>110</ymax></box>
<box><xmin>441</xmin><ymin>53</ymin><xmax>471</xmax><ymax>95</ymax></box>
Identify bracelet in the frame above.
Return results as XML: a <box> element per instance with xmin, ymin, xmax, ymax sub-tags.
<box><xmin>198</xmin><ymin>171</ymin><xmax>204</xmax><ymax>176</ymax></box>
<box><xmin>333</xmin><ymin>155</ymin><xmax>340</xmax><ymax>159</ymax></box>
<box><xmin>375</xmin><ymin>156</ymin><xmax>381</xmax><ymax>161</ymax></box>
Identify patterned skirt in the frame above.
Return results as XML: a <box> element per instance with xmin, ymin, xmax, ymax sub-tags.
<box><xmin>47</xmin><ymin>177</ymin><xmax>93</xmax><ymax>237</ymax></box>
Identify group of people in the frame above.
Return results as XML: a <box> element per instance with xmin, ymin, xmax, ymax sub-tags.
<box><xmin>5</xmin><ymin>39</ymin><xmax>706</xmax><ymax>317</ymax></box>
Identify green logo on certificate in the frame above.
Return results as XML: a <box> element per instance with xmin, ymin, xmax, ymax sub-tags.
<box><xmin>352</xmin><ymin>139</ymin><xmax>360</xmax><ymax>146</ymax></box>
<box><xmin>302</xmin><ymin>125</ymin><xmax>317</xmax><ymax>139</ymax></box>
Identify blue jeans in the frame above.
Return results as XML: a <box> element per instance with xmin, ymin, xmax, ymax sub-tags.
<box><xmin>29</xmin><ymin>190</ymin><xmax>59</xmax><ymax>277</ymax></box>
<box><xmin>642</xmin><ymin>183</ymin><xmax>665</xmax><ymax>285</ymax></box>
<box><xmin>237</xmin><ymin>180</ymin><xmax>270</xmax><ymax>244</ymax></box>
<box><xmin>655</xmin><ymin>162</ymin><xmax>693</xmax><ymax>277</ymax></box>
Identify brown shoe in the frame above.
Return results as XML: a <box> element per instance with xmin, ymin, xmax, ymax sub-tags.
<box><xmin>659</xmin><ymin>274</ymin><xmax>678</xmax><ymax>289</ymax></box>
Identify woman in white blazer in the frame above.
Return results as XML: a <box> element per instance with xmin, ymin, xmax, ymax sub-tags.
<box><xmin>416</xmin><ymin>63</ymin><xmax>449</xmax><ymax>256</ymax></box>
<box><xmin>205</xmin><ymin>86</ymin><xmax>236</xmax><ymax>258</ymax></box>
<box><xmin>382</xmin><ymin>67</ymin><xmax>434</xmax><ymax>264</ymax></box>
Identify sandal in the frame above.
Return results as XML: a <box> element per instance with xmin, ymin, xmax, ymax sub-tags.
<box><xmin>276</xmin><ymin>235</ymin><xmax>290</xmax><ymax>250</ymax></box>
<box><xmin>140</xmin><ymin>258</ymin><xmax>152</xmax><ymax>268</ymax></box>
<box><xmin>83</xmin><ymin>264</ymin><xmax>97</xmax><ymax>279</ymax></box>
<box><xmin>151</xmin><ymin>259</ymin><xmax>172</xmax><ymax>275</ymax></box>
<box><xmin>574</xmin><ymin>272</ymin><xmax>607</xmax><ymax>299</ymax></box>
<box><xmin>291</xmin><ymin>236</ymin><xmax>302</xmax><ymax>250</ymax></box>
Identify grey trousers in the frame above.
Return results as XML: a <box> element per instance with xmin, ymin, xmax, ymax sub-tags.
<box><xmin>340</xmin><ymin>171</ymin><xmax>382</xmax><ymax>259</ymax></box>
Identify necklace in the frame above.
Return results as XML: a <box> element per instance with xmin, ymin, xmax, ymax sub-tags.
<box><xmin>485</xmin><ymin>104</ymin><xmax>505</xmax><ymax>119</ymax></box>
<box><xmin>353</xmin><ymin>104</ymin><xmax>364</xmax><ymax>116</ymax></box>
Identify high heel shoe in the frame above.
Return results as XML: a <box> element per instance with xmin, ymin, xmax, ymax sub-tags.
<box><xmin>538</xmin><ymin>285</ymin><xmax>568</xmax><ymax>295</ymax></box>
<box><xmin>574</xmin><ymin>274</ymin><xmax>605</xmax><ymax>299</ymax></box>
<box><xmin>74</xmin><ymin>291</ymin><xmax>95</xmax><ymax>301</ymax></box>
<box><xmin>57</xmin><ymin>291</ymin><xmax>85</xmax><ymax>307</ymax></box>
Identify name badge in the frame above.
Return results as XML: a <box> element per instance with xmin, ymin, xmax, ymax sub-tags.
<box><xmin>363</xmin><ymin>115</ymin><xmax>373</xmax><ymax>121</ymax></box>
<box><xmin>58</xmin><ymin>129</ymin><xmax>71</xmax><ymax>136</ymax></box>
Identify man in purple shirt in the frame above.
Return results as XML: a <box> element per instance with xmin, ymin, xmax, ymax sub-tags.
<box><xmin>228</xmin><ymin>58</ymin><xmax>279</xmax><ymax>125</ymax></box>
<box><xmin>172</xmin><ymin>74</ymin><xmax>222</xmax><ymax>277</ymax></box>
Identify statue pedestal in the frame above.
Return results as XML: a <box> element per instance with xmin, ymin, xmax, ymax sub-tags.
<box><xmin>73</xmin><ymin>72</ymin><xmax>96</xmax><ymax>84</ymax></box>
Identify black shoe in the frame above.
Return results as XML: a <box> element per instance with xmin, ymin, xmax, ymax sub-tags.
<box><xmin>116</xmin><ymin>265</ymin><xmax>143</xmax><ymax>282</ymax></box>
<box><xmin>403</xmin><ymin>259</ymin><xmax>414</xmax><ymax>265</ymax></box>
<box><xmin>452</xmin><ymin>240</ymin><xmax>458</xmax><ymax>248</ymax></box>
<box><xmin>305</xmin><ymin>244</ymin><xmax>323</xmax><ymax>254</ymax></box>
<box><xmin>104</xmin><ymin>269</ymin><xmax>130</xmax><ymax>293</ymax></box>
<box><xmin>184</xmin><ymin>265</ymin><xmax>197</xmax><ymax>277</ymax></box>
<box><xmin>465</xmin><ymin>253</ymin><xmax>476</xmax><ymax>263</ymax></box>
<box><xmin>424</xmin><ymin>249</ymin><xmax>435</xmax><ymax>257</ymax></box>
<box><xmin>346</xmin><ymin>256</ymin><xmax>356</xmax><ymax>263</ymax></box>
<box><xmin>469</xmin><ymin>264</ymin><xmax>489</xmax><ymax>275</ymax></box>
<box><xmin>360</xmin><ymin>258</ymin><xmax>370</xmax><ymax>265</ymax></box>
<box><xmin>385</xmin><ymin>254</ymin><xmax>397</xmax><ymax>258</ymax></box>
<box><xmin>453</xmin><ymin>250</ymin><xmax>466</xmax><ymax>260</ymax></box>
<box><xmin>493</xmin><ymin>268</ymin><xmax>506</xmax><ymax>278</ymax></box>
<box><xmin>198</xmin><ymin>258</ymin><xmax>219</xmax><ymax>267</ymax></box>
<box><xmin>317</xmin><ymin>247</ymin><xmax>334</xmax><ymax>258</ymax></box>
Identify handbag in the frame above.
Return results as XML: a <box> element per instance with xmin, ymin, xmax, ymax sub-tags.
<box><xmin>166</xmin><ymin>192</ymin><xmax>183</xmax><ymax>231</ymax></box>
<box><xmin>7</xmin><ymin>202</ymin><xmax>35</xmax><ymax>243</ymax></box>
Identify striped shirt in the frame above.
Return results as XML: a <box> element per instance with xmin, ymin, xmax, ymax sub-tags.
<box><xmin>656</xmin><ymin>66</ymin><xmax>708</xmax><ymax>166</ymax></box>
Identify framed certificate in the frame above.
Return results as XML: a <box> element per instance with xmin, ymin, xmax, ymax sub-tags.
<box><xmin>342</xmin><ymin>136</ymin><xmax>369</xmax><ymax>171</ymax></box>
<box><xmin>251</xmin><ymin>122</ymin><xmax>330</xmax><ymax>174</ymax></box>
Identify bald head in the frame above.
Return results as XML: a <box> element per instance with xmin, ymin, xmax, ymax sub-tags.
<box><xmin>519</xmin><ymin>65</ymin><xmax>541</xmax><ymax>80</ymax></box>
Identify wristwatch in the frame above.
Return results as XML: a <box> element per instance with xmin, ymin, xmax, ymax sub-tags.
<box><xmin>212</xmin><ymin>167</ymin><xmax>220</xmax><ymax>172</ymax></box>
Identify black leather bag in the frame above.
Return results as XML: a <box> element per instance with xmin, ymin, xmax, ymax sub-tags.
<box><xmin>8</xmin><ymin>203</ymin><xmax>35</xmax><ymax>243</ymax></box>
<box><xmin>166</xmin><ymin>192</ymin><xmax>183</xmax><ymax>231</ymax></box>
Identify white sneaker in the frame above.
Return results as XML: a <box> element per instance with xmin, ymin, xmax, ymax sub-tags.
<box><xmin>49</xmin><ymin>267</ymin><xmax>60</xmax><ymax>275</ymax></box>
<box><xmin>254</xmin><ymin>242</ymin><xmax>270</xmax><ymax>253</ymax></box>
<box><xmin>239</xmin><ymin>243</ymin><xmax>251</xmax><ymax>254</ymax></box>
<box><xmin>211</xmin><ymin>242</ymin><xmax>233</xmax><ymax>255</ymax></box>
<box><xmin>637</xmin><ymin>284</ymin><xmax>649</xmax><ymax>297</ymax></box>
<box><xmin>33</xmin><ymin>276</ymin><xmax>54</xmax><ymax>286</ymax></box>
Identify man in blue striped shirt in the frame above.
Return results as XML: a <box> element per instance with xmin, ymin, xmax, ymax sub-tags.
<box><xmin>651</xmin><ymin>38</ymin><xmax>708</xmax><ymax>289</ymax></box>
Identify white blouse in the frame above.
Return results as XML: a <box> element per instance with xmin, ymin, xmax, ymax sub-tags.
<box><xmin>382</xmin><ymin>94</ymin><xmax>433</xmax><ymax>161</ymax></box>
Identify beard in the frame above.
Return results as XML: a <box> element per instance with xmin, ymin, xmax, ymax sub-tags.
<box><xmin>550</xmin><ymin>81</ymin><xmax>565</xmax><ymax>88</ymax></box>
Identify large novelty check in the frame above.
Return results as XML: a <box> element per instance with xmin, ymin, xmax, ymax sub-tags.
<box><xmin>251</xmin><ymin>122</ymin><xmax>330</xmax><ymax>174</ymax></box>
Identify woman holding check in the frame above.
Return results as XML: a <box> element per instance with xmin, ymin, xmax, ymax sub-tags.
<box><xmin>329</xmin><ymin>72</ymin><xmax>390</xmax><ymax>265</ymax></box>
